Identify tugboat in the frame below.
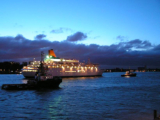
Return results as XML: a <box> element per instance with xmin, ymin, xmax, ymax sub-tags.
<box><xmin>1</xmin><ymin>52</ymin><xmax>62</xmax><ymax>90</ymax></box>
<box><xmin>30</xmin><ymin>52</ymin><xmax>62</xmax><ymax>88</ymax></box>
<box><xmin>121</xmin><ymin>71</ymin><xmax>136</xmax><ymax>77</ymax></box>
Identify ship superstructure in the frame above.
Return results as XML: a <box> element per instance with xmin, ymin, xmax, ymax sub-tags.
<box><xmin>22</xmin><ymin>49</ymin><xmax>103</xmax><ymax>78</ymax></box>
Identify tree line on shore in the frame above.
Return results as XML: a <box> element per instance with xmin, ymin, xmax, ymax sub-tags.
<box><xmin>0</xmin><ymin>61</ymin><xmax>27</xmax><ymax>74</ymax></box>
<box><xmin>104</xmin><ymin>67</ymin><xmax>160</xmax><ymax>72</ymax></box>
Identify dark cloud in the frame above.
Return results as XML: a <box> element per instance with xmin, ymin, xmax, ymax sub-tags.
<box><xmin>35</xmin><ymin>34</ymin><xmax>46</xmax><ymax>40</ymax></box>
<box><xmin>15</xmin><ymin>34</ymin><xmax>26</xmax><ymax>41</ymax></box>
<box><xmin>153</xmin><ymin>44</ymin><xmax>160</xmax><ymax>51</ymax></box>
<box><xmin>66</xmin><ymin>32</ymin><xmax>87</xmax><ymax>42</ymax></box>
<box><xmin>129</xmin><ymin>39</ymin><xmax>152</xmax><ymax>49</ymax></box>
<box><xmin>51</xmin><ymin>27</ymin><xmax>72</xmax><ymax>34</ymax></box>
<box><xmin>0</xmin><ymin>35</ymin><xmax>160</xmax><ymax>69</ymax></box>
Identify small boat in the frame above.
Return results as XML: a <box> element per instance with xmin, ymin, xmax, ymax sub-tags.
<box><xmin>121</xmin><ymin>71</ymin><xmax>136</xmax><ymax>77</ymax></box>
<box><xmin>2</xmin><ymin>76</ymin><xmax>62</xmax><ymax>90</ymax></box>
<box><xmin>30</xmin><ymin>52</ymin><xmax>62</xmax><ymax>88</ymax></box>
<box><xmin>33</xmin><ymin>73</ymin><xmax>62</xmax><ymax>89</ymax></box>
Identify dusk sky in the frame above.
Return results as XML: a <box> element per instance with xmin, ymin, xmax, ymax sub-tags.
<box><xmin>0</xmin><ymin>0</ymin><xmax>160</xmax><ymax>69</ymax></box>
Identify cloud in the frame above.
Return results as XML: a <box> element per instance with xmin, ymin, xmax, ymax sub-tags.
<box><xmin>116</xmin><ymin>35</ymin><xmax>128</xmax><ymax>41</ymax></box>
<box><xmin>66</xmin><ymin>32</ymin><xmax>87</xmax><ymax>42</ymax></box>
<box><xmin>14</xmin><ymin>34</ymin><xmax>26</xmax><ymax>41</ymax></box>
<box><xmin>35</xmin><ymin>34</ymin><xmax>46</xmax><ymax>40</ymax></box>
<box><xmin>93</xmin><ymin>36</ymin><xmax>100</xmax><ymax>39</ymax></box>
<box><xmin>51</xmin><ymin>27</ymin><xmax>72</xmax><ymax>34</ymax></box>
<box><xmin>119</xmin><ymin>39</ymin><xmax>153</xmax><ymax>51</ymax></box>
<box><xmin>0</xmin><ymin>35</ymin><xmax>160</xmax><ymax>69</ymax></box>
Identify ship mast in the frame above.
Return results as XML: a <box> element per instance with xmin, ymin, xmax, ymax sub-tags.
<box><xmin>41</xmin><ymin>51</ymin><xmax>44</xmax><ymax>63</ymax></box>
<box><xmin>40</xmin><ymin>51</ymin><xmax>45</xmax><ymax>75</ymax></box>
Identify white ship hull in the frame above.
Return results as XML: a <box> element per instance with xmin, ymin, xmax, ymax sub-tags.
<box><xmin>22</xmin><ymin>71</ymin><xmax>37</xmax><ymax>78</ymax></box>
<box><xmin>22</xmin><ymin>68</ymin><xmax>103</xmax><ymax>78</ymax></box>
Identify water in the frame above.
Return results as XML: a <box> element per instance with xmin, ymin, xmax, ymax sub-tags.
<box><xmin>0</xmin><ymin>72</ymin><xmax>160</xmax><ymax>120</ymax></box>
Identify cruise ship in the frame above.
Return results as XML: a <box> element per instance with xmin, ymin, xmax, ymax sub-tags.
<box><xmin>22</xmin><ymin>49</ymin><xmax>103</xmax><ymax>78</ymax></box>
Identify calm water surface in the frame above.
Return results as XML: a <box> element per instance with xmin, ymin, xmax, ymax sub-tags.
<box><xmin>0</xmin><ymin>72</ymin><xmax>160</xmax><ymax>120</ymax></box>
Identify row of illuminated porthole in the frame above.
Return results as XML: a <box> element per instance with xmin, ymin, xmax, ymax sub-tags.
<box><xmin>47</xmin><ymin>66</ymin><xmax>98</xmax><ymax>69</ymax></box>
<box><xmin>22</xmin><ymin>70</ymin><xmax>37</xmax><ymax>72</ymax></box>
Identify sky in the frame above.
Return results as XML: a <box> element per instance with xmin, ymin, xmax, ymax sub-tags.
<box><xmin>0</xmin><ymin>0</ymin><xmax>160</xmax><ymax>69</ymax></box>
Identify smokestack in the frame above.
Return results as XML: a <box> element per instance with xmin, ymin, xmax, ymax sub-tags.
<box><xmin>48</xmin><ymin>49</ymin><xmax>56</xmax><ymax>57</ymax></box>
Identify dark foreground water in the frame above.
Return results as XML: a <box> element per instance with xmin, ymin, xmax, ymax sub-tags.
<box><xmin>0</xmin><ymin>72</ymin><xmax>160</xmax><ymax>120</ymax></box>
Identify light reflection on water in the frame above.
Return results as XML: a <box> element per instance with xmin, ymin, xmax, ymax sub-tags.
<box><xmin>0</xmin><ymin>72</ymin><xmax>160</xmax><ymax>120</ymax></box>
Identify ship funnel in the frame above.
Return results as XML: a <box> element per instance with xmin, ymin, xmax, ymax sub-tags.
<box><xmin>48</xmin><ymin>49</ymin><xmax>56</xmax><ymax>57</ymax></box>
